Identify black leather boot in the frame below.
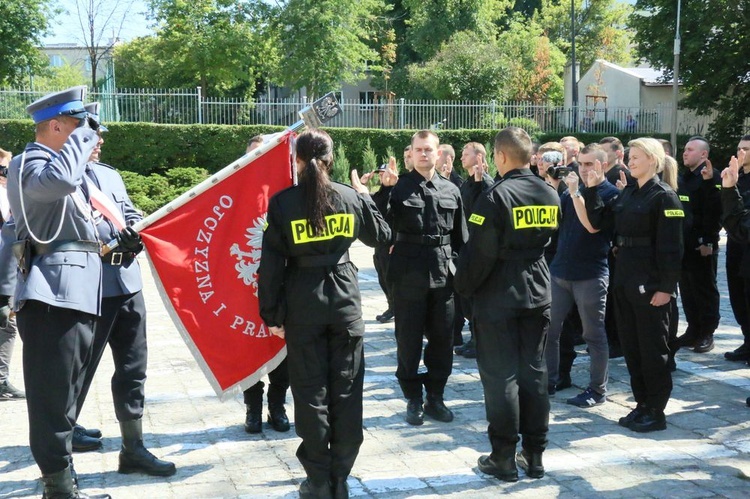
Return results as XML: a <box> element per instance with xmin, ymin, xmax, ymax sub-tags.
<box><xmin>627</xmin><ymin>407</ymin><xmax>667</xmax><ymax>433</ymax></box>
<box><xmin>72</xmin><ymin>425</ymin><xmax>103</xmax><ymax>452</ymax></box>
<box><xmin>75</xmin><ymin>424</ymin><xmax>102</xmax><ymax>439</ymax></box>
<box><xmin>42</xmin><ymin>466</ymin><xmax>111</xmax><ymax>499</ymax></box>
<box><xmin>331</xmin><ymin>476</ymin><xmax>349</xmax><ymax>499</ymax></box>
<box><xmin>267</xmin><ymin>402</ymin><xmax>290</xmax><ymax>432</ymax></box>
<box><xmin>244</xmin><ymin>403</ymin><xmax>263</xmax><ymax>433</ymax></box>
<box><xmin>477</xmin><ymin>447</ymin><xmax>518</xmax><ymax>482</ymax></box>
<box><xmin>516</xmin><ymin>449</ymin><xmax>544</xmax><ymax>478</ymax></box>
<box><xmin>118</xmin><ymin>419</ymin><xmax>177</xmax><ymax>476</ymax></box>
<box><xmin>405</xmin><ymin>398</ymin><xmax>424</xmax><ymax>425</ymax></box>
<box><xmin>299</xmin><ymin>478</ymin><xmax>333</xmax><ymax>499</ymax></box>
<box><xmin>424</xmin><ymin>394</ymin><xmax>454</xmax><ymax>422</ymax></box>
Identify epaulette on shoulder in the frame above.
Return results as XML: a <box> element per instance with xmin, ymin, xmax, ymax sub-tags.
<box><xmin>94</xmin><ymin>161</ymin><xmax>116</xmax><ymax>170</ymax></box>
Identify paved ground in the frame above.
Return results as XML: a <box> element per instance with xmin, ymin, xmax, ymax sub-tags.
<box><xmin>1</xmin><ymin>238</ymin><xmax>750</xmax><ymax>498</ymax></box>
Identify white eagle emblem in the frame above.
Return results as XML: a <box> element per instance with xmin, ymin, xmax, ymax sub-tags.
<box><xmin>230</xmin><ymin>215</ymin><xmax>266</xmax><ymax>296</ymax></box>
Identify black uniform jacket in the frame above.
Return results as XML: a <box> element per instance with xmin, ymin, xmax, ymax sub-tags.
<box><xmin>460</xmin><ymin>172</ymin><xmax>495</xmax><ymax>221</ymax></box>
<box><xmin>722</xmin><ymin>184</ymin><xmax>750</xmax><ymax>244</ymax></box>
<box><xmin>386</xmin><ymin>169</ymin><xmax>468</xmax><ymax>290</ymax></box>
<box><xmin>454</xmin><ymin>168</ymin><xmax>560</xmax><ymax>319</ymax></box>
<box><xmin>677</xmin><ymin>164</ymin><xmax>721</xmax><ymax>268</ymax></box>
<box><xmin>585</xmin><ymin>176</ymin><xmax>684</xmax><ymax>294</ymax></box>
<box><xmin>258</xmin><ymin>181</ymin><xmax>391</xmax><ymax>328</ymax></box>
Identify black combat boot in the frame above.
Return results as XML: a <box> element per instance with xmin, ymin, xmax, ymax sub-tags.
<box><xmin>627</xmin><ymin>407</ymin><xmax>667</xmax><ymax>433</ymax></box>
<box><xmin>244</xmin><ymin>389</ymin><xmax>263</xmax><ymax>433</ymax></box>
<box><xmin>299</xmin><ymin>478</ymin><xmax>333</xmax><ymax>499</ymax></box>
<box><xmin>72</xmin><ymin>425</ymin><xmax>102</xmax><ymax>452</ymax></box>
<box><xmin>516</xmin><ymin>449</ymin><xmax>545</xmax><ymax>478</ymax></box>
<box><xmin>75</xmin><ymin>424</ymin><xmax>102</xmax><ymax>439</ymax></box>
<box><xmin>477</xmin><ymin>447</ymin><xmax>518</xmax><ymax>482</ymax></box>
<box><xmin>331</xmin><ymin>476</ymin><xmax>349</xmax><ymax>499</ymax></box>
<box><xmin>405</xmin><ymin>398</ymin><xmax>424</xmax><ymax>426</ymax></box>
<box><xmin>42</xmin><ymin>466</ymin><xmax>111</xmax><ymax>499</ymax></box>
<box><xmin>118</xmin><ymin>419</ymin><xmax>176</xmax><ymax>476</ymax></box>
<box><xmin>267</xmin><ymin>402</ymin><xmax>290</xmax><ymax>432</ymax></box>
<box><xmin>424</xmin><ymin>393</ymin><xmax>454</xmax><ymax>422</ymax></box>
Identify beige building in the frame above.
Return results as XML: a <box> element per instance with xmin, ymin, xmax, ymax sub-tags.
<box><xmin>41</xmin><ymin>43</ymin><xmax>114</xmax><ymax>83</ymax></box>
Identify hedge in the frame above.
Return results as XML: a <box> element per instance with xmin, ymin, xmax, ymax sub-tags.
<box><xmin>0</xmin><ymin>119</ymin><xmax>700</xmax><ymax>177</ymax></box>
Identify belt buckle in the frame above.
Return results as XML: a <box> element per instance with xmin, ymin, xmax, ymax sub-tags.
<box><xmin>111</xmin><ymin>252</ymin><xmax>123</xmax><ymax>265</ymax></box>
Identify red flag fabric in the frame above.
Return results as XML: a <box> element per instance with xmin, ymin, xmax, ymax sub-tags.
<box><xmin>140</xmin><ymin>132</ymin><xmax>294</xmax><ymax>399</ymax></box>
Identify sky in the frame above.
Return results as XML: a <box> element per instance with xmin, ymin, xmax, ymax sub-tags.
<box><xmin>44</xmin><ymin>0</ymin><xmax>154</xmax><ymax>45</ymax></box>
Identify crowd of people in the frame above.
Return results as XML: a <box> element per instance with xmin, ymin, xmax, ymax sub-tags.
<box><xmin>4</xmin><ymin>84</ymin><xmax>750</xmax><ymax>499</ymax></box>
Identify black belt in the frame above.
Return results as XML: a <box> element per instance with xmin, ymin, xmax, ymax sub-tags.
<box><xmin>102</xmin><ymin>251</ymin><xmax>134</xmax><ymax>266</ymax></box>
<box><xmin>291</xmin><ymin>251</ymin><xmax>350</xmax><ymax>268</ymax></box>
<box><xmin>396</xmin><ymin>233</ymin><xmax>451</xmax><ymax>246</ymax></box>
<box><xmin>497</xmin><ymin>247</ymin><xmax>545</xmax><ymax>260</ymax></box>
<box><xmin>31</xmin><ymin>240</ymin><xmax>101</xmax><ymax>256</ymax></box>
<box><xmin>616</xmin><ymin>235</ymin><xmax>652</xmax><ymax>248</ymax></box>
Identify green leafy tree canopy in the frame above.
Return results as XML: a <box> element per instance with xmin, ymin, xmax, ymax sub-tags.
<box><xmin>0</xmin><ymin>0</ymin><xmax>55</xmax><ymax>87</ymax></box>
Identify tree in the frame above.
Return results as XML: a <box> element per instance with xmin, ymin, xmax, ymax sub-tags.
<box><xmin>534</xmin><ymin>0</ymin><xmax>633</xmax><ymax>72</ymax></box>
<box><xmin>0</xmin><ymin>0</ymin><xmax>55</xmax><ymax>87</ymax></box>
<box><xmin>70</xmin><ymin>0</ymin><xmax>136</xmax><ymax>89</ymax></box>
<box><xmin>629</xmin><ymin>0</ymin><xmax>749</xmax><ymax>160</ymax></box>
<box><xmin>142</xmin><ymin>0</ymin><xmax>277</xmax><ymax>98</ymax></box>
<box><xmin>274</xmin><ymin>0</ymin><xmax>387</xmax><ymax>98</ymax></box>
<box><xmin>402</xmin><ymin>0</ymin><xmax>512</xmax><ymax>60</ymax></box>
<box><xmin>34</xmin><ymin>63</ymin><xmax>87</xmax><ymax>90</ymax></box>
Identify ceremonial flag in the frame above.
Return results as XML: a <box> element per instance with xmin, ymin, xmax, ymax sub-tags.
<box><xmin>139</xmin><ymin>132</ymin><xmax>295</xmax><ymax>399</ymax></box>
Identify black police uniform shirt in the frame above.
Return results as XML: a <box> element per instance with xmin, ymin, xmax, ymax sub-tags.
<box><xmin>585</xmin><ymin>176</ymin><xmax>684</xmax><ymax>295</ymax></box>
<box><xmin>677</xmin><ymin>162</ymin><xmax>721</xmax><ymax>269</ymax></box>
<box><xmin>258</xmin><ymin>182</ymin><xmax>391</xmax><ymax>328</ymax></box>
<box><xmin>459</xmin><ymin>172</ymin><xmax>494</xmax><ymax>221</ymax></box>
<box><xmin>454</xmin><ymin>168</ymin><xmax>560</xmax><ymax>321</ymax></box>
<box><xmin>386</xmin><ymin>169</ymin><xmax>468</xmax><ymax>290</ymax></box>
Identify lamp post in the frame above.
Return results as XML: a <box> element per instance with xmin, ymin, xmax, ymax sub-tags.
<box><xmin>571</xmin><ymin>0</ymin><xmax>578</xmax><ymax>131</ymax></box>
<box><xmin>670</xmin><ymin>0</ymin><xmax>682</xmax><ymax>150</ymax></box>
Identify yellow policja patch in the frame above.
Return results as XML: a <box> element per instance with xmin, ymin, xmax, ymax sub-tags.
<box><xmin>291</xmin><ymin>214</ymin><xmax>354</xmax><ymax>244</ymax></box>
<box><xmin>512</xmin><ymin>205</ymin><xmax>558</xmax><ymax>229</ymax></box>
<box><xmin>663</xmin><ymin>209</ymin><xmax>684</xmax><ymax>218</ymax></box>
<box><xmin>468</xmin><ymin>214</ymin><xmax>485</xmax><ymax>225</ymax></box>
<box><xmin>678</xmin><ymin>195</ymin><xmax>689</xmax><ymax>202</ymax></box>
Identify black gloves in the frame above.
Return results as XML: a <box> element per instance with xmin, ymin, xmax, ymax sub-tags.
<box><xmin>0</xmin><ymin>295</ymin><xmax>11</xmax><ymax>329</ymax></box>
<box><xmin>117</xmin><ymin>226</ymin><xmax>143</xmax><ymax>254</ymax></box>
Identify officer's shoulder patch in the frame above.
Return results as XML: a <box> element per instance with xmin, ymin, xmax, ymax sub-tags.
<box><xmin>468</xmin><ymin>213</ymin><xmax>485</xmax><ymax>225</ymax></box>
<box><xmin>664</xmin><ymin>209</ymin><xmax>684</xmax><ymax>218</ymax></box>
<box><xmin>679</xmin><ymin>195</ymin><xmax>689</xmax><ymax>202</ymax></box>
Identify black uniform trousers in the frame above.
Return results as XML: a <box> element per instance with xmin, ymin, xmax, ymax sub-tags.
<box><xmin>243</xmin><ymin>358</ymin><xmax>289</xmax><ymax>406</ymax></box>
<box><xmin>679</xmin><ymin>253</ymin><xmax>720</xmax><ymax>341</ymax></box>
<box><xmin>372</xmin><ymin>245</ymin><xmax>392</xmax><ymax>311</ymax></box>
<box><xmin>393</xmin><ymin>285</ymin><xmax>454</xmax><ymax>399</ymax></box>
<box><xmin>613</xmin><ymin>286</ymin><xmax>673</xmax><ymax>412</ymax></box>
<box><xmin>77</xmin><ymin>291</ymin><xmax>148</xmax><ymax>422</ymax></box>
<box><xmin>285</xmin><ymin>319</ymin><xmax>365</xmax><ymax>484</ymax></box>
<box><xmin>475</xmin><ymin>307</ymin><xmax>550</xmax><ymax>456</ymax></box>
<box><xmin>726</xmin><ymin>239</ymin><xmax>750</xmax><ymax>344</ymax></box>
<box><xmin>18</xmin><ymin>300</ymin><xmax>96</xmax><ymax>475</ymax></box>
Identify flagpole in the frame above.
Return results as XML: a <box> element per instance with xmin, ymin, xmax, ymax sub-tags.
<box><xmin>101</xmin><ymin>92</ymin><xmax>342</xmax><ymax>254</ymax></box>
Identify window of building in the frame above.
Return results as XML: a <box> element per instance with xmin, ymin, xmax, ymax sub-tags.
<box><xmin>49</xmin><ymin>55</ymin><xmax>63</xmax><ymax>67</ymax></box>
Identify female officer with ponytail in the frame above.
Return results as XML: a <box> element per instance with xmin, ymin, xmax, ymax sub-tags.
<box><xmin>258</xmin><ymin>129</ymin><xmax>391</xmax><ymax>499</ymax></box>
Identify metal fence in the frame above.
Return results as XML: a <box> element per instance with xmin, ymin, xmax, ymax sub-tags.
<box><xmin>0</xmin><ymin>87</ymin><xmax>719</xmax><ymax>136</ymax></box>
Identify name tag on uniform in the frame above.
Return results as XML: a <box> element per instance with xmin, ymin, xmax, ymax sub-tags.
<box><xmin>512</xmin><ymin>205</ymin><xmax>558</xmax><ymax>229</ymax></box>
<box><xmin>291</xmin><ymin>214</ymin><xmax>354</xmax><ymax>244</ymax></box>
<box><xmin>664</xmin><ymin>209</ymin><xmax>685</xmax><ymax>218</ymax></box>
<box><xmin>679</xmin><ymin>195</ymin><xmax>689</xmax><ymax>202</ymax></box>
<box><xmin>468</xmin><ymin>214</ymin><xmax>485</xmax><ymax>225</ymax></box>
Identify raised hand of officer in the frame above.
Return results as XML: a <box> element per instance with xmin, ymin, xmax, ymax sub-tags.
<box><xmin>350</xmin><ymin>170</ymin><xmax>370</xmax><ymax>194</ymax></box>
<box><xmin>77</xmin><ymin>115</ymin><xmax>100</xmax><ymax>131</ymax></box>
<box><xmin>117</xmin><ymin>226</ymin><xmax>143</xmax><ymax>254</ymax></box>
<box><xmin>723</xmin><ymin>152</ymin><xmax>743</xmax><ymax>188</ymax></box>
<box><xmin>381</xmin><ymin>156</ymin><xmax>399</xmax><ymax>186</ymax></box>
<box><xmin>586</xmin><ymin>159</ymin><xmax>605</xmax><ymax>187</ymax></box>
<box><xmin>700</xmin><ymin>159</ymin><xmax>714</xmax><ymax>181</ymax></box>
<box><xmin>616</xmin><ymin>170</ymin><xmax>628</xmax><ymax>190</ymax></box>
<box><xmin>473</xmin><ymin>154</ymin><xmax>485</xmax><ymax>182</ymax></box>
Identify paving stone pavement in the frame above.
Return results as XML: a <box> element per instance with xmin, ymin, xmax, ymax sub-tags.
<box><xmin>1</xmin><ymin>237</ymin><xmax>750</xmax><ymax>498</ymax></box>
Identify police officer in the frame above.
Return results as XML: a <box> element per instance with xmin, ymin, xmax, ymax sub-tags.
<box><xmin>676</xmin><ymin>137</ymin><xmax>721</xmax><ymax>353</ymax></box>
<box><xmin>455</xmin><ymin>126</ymin><xmax>559</xmax><ymax>482</ymax></box>
<box><xmin>258</xmin><ymin>129</ymin><xmax>390</xmax><ymax>499</ymax></box>
<box><xmin>584</xmin><ymin>137</ymin><xmax>684</xmax><ymax>433</ymax></box>
<box><xmin>7</xmin><ymin>86</ymin><xmax>110</xmax><ymax>498</ymax></box>
<box><xmin>386</xmin><ymin>130</ymin><xmax>468</xmax><ymax>426</ymax></box>
<box><xmin>71</xmin><ymin>103</ymin><xmax>176</xmax><ymax>477</ymax></box>
<box><xmin>242</xmin><ymin>135</ymin><xmax>290</xmax><ymax>434</ymax></box>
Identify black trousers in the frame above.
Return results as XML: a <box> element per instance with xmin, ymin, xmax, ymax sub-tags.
<box><xmin>726</xmin><ymin>239</ymin><xmax>750</xmax><ymax>344</ymax></box>
<box><xmin>679</xmin><ymin>253</ymin><xmax>720</xmax><ymax>340</ymax></box>
<box><xmin>373</xmin><ymin>246</ymin><xmax>392</xmax><ymax>310</ymax></box>
<box><xmin>18</xmin><ymin>300</ymin><xmax>96</xmax><ymax>475</ymax></box>
<box><xmin>76</xmin><ymin>291</ymin><xmax>148</xmax><ymax>422</ymax></box>
<box><xmin>605</xmin><ymin>250</ymin><xmax>621</xmax><ymax>351</ymax></box>
<box><xmin>613</xmin><ymin>286</ymin><xmax>672</xmax><ymax>412</ymax></box>
<box><xmin>285</xmin><ymin>320</ymin><xmax>365</xmax><ymax>484</ymax></box>
<box><xmin>243</xmin><ymin>358</ymin><xmax>289</xmax><ymax>406</ymax></box>
<box><xmin>475</xmin><ymin>307</ymin><xmax>550</xmax><ymax>455</ymax></box>
<box><xmin>393</xmin><ymin>285</ymin><xmax>454</xmax><ymax>399</ymax></box>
